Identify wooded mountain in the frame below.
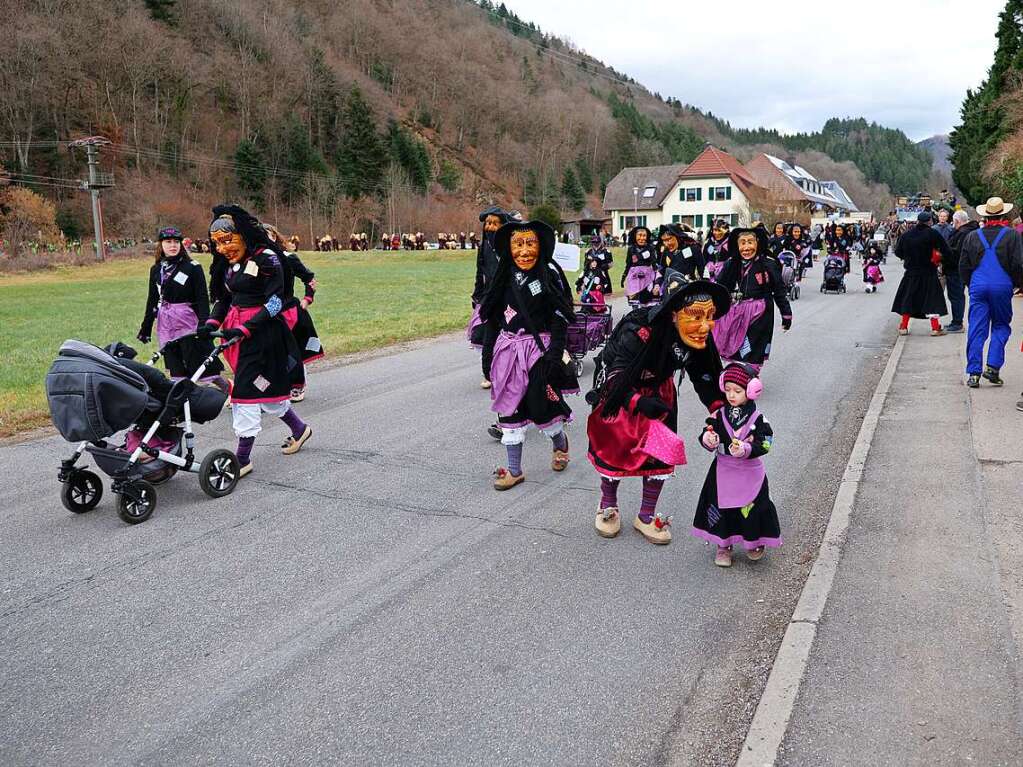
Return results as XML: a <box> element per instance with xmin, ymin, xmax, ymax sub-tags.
<box><xmin>918</xmin><ymin>135</ymin><xmax>953</xmax><ymax>176</ymax></box>
<box><xmin>1</xmin><ymin>0</ymin><xmax>928</xmax><ymax>240</ymax></box>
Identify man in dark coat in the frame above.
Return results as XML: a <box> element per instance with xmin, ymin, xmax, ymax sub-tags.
<box><xmin>891</xmin><ymin>212</ymin><xmax>952</xmax><ymax>336</ymax></box>
<box><xmin>945</xmin><ymin>210</ymin><xmax>979</xmax><ymax>332</ymax></box>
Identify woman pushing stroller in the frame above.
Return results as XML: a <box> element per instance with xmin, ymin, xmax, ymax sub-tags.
<box><xmin>198</xmin><ymin>205</ymin><xmax>313</xmax><ymax>477</ymax></box>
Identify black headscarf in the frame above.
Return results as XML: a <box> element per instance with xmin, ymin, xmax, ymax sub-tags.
<box><xmin>479</xmin><ymin>220</ymin><xmax>575</xmax><ymax>324</ymax></box>
<box><xmin>601</xmin><ymin>273</ymin><xmax>727</xmax><ymax>416</ymax></box>
<box><xmin>208</xmin><ymin>204</ymin><xmax>287</xmax><ymax>302</ymax></box>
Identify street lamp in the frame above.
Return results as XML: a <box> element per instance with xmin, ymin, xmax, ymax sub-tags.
<box><xmin>632</xmin><ymin>186</ymin><xmax>639</xmax><ymax>230</ymax></box>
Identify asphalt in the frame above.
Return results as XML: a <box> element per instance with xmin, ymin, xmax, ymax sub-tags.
<box><xmin>778</xmin><ymin>290</ymin><xmax>1023</xmax><ymax>766</ymax></box>
<box><xmin>1</xmin><ymin>260</ymin><xmax>899</xmax><ymax>766</ymax></box>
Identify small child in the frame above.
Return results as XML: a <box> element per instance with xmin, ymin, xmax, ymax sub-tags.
<box><xmin>691</xmin><ymin>362</ymin><xmax>782</xmax><ymax>567</ymax></box>
<box><xmin>863</xmin><ymin>244</ymin><xmax>885</xmax><ymax>294</ymax></box>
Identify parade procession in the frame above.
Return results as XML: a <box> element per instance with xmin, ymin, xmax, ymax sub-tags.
<box><xmin>3</xmin><ymin>1</ymin><xmax>1023</xmax><ymax>765</ymax></box>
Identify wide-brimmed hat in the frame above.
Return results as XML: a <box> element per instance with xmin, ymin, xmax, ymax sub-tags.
<box><xmin>977</xmin><ymin>196</ymin><xmax>1014</xmax><ymax>217</ymax></box>
<box><xmin>649</xmin><ymin>270</ymin><xmax>731</xmax><ymax>322</ymax></box>
<box><xmin>493</xmin><ymin>220</ymin><xmax>556</xmax><ymax>263</ymax></box>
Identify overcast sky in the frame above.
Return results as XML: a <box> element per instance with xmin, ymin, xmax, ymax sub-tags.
<box><xmin>501</xmin><ymin>0</ymin><xmax>1005</xmax><ymax>141</ymax></box>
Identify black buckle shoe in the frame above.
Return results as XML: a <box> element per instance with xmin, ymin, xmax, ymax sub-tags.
<box><xmin>982</xmin><ymin>367</ymin><xmax>1004</xmax><ymax>386</ymax></box>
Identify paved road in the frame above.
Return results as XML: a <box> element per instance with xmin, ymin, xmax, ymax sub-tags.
<box><xmin>1</xmin><ymin>261</ymin><xmax>900</xmax><ymax>766</ymax></box>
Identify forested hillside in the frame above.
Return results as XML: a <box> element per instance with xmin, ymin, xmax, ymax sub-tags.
<box><xmin>0</xmin><ymin>0</ymin><xmax>926</xmax><ymax>248</ymax></box>
<box><xmin>950</xmin><ymin>0</ymin><xmax>1023</xmax><ymax>206</ymax></box>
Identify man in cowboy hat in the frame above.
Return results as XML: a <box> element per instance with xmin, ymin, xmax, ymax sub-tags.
<box><xmin>959</xmin><ymin>197</ymin><xmax>1023</xmax><ymax>389</ymax></box>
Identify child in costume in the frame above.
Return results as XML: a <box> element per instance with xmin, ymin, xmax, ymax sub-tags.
<box><xmin>863</xmin><ymin>243</ymin><xmax>885</xmax><ymax>293</ymax></box>
<box><xmin>691</xmin><ymin>362</ymin><xmax>781</xmax><ymax>567</ymax></box>
<box><xmin>587</xmin><ymin>271</ymin><xmax>728</xmax><ymax>544</ymax></box>
<box><xmin>581</xmin><ymin>235</ymin><xmax>614</xmax><ymax>295</ymax></box>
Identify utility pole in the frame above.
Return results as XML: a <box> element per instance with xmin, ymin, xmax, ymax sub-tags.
<box><xmin>70</xmin><ymin>137</ymin><xmax>113</xmax><ymax>261</ymax></box>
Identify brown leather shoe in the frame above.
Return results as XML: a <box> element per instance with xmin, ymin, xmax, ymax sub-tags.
<box><xmin>493</xmin><ymin>468</ymin><xmax>525</xmax><ymax>491</ymax></box>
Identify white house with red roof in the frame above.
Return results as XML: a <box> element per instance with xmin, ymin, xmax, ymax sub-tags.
<box><xmin>602</xmin><ymin>145</ymin><xmax>766</xmax><ymax>238</ymax></box>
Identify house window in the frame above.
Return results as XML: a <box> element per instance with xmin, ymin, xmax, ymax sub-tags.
<box><xmin>642</xmin><ymin>185</ymin><xmax>657</xmax><ymax>199</ymax></box>
<box><xmin>623</xmin><ymin>215</ymin><xmax>647</xmax><ymax>230</ymax></box>
<box><xmin>672</xmin><ymin>215</ymin><xmax>681</xmax><ymax>224</ymax></box>
<box><xmin>709</xmin><ymin>185</ymin><xmax>732</xmax><ymax>201</ymax></box>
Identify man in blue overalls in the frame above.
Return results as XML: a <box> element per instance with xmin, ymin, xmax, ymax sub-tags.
<box><xmin>958</xmin><ymin>197</ymin><xmax>1023</xmax><ymax>389</ymax></box>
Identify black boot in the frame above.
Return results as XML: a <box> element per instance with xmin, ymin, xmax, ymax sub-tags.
<box><xmin>982</xmin><ymin>366</ymin><xmax>1004</xmax><ymax>386</ymax></box>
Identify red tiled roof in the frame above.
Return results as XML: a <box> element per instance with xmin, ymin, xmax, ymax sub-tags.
<box><xmin>681</xmin><ymin>145</ymin><xmax>759</xmax><ymax>190</ymax></box>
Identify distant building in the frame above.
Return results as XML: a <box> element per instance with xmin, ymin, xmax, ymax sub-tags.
<box><xmin>744</xmin><ymin>153</ymin><xmax>855</xmax><ymax>218</ymax></box>
<box><xmin>602</xmin><ymin>145</ymin><xmax>765</xmax><ymax>238</ymax></box>
<box><xmin>602</xmin><ymin>163</ymin><xmax>687</xmax><ymax>238</ymax></box>
<box><xmin>560</xmin><ymin>206</ymin><xmax>612</xmax><ymax>242</ymax></box>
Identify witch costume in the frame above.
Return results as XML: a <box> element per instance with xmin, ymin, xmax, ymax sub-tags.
<box><xmin>621</xmin><ymin>226</ymin><xmax>659</xmax><ymax>304</ymax></box>
<box><xmin>712</xmin><ymin>228</ymin><xmax>792</xmax><ymax>369</ymax></box>
<box><xmin>891</xmin><ymin>215</ymin><xmax>951</xmax><ymax>331</ymax></box>
<box><xmin>691</xmin><ymin>363</ymin><xmax>781</xmax><ymax>560</ymax></box>
<box><xmin>587</xmin><ymin>272</ymin><xmax>728</xmax><ymax>544</ymax></box>
<box><xmin>138</xmin><ymin>227</ymin><xmax>225</xmax><ymax>385</ymax></box>
<box><xmin>578</xmin><ymin>236</ymin><xmax>614</xmax><ymax>294</ymax></box>
<box><xmin>658</xmin><ymin>223</ymin><xmax>705</xmax><ymax>281</ymax></box>
<box><xmin>480</xmin><ymin>220</ymin><xmax>579</xmax><ymax>490</ymax></box>
<box><xmin>199</xmin><ymin>205</ymin><xmax>312</xmax><ymax>475</ymax></box>
<box><xmin>703</xmin><ymin>220</ymin><xmax>731</xmax><ymax>279</ymax></box>
<box><xmin>280</xmin><ymin>249</ymin><xmax>323</xmax><ymax>400</ymax></box>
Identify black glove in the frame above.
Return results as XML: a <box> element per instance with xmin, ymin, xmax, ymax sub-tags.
<box><xmin>221</xmin><ymin>327</ymin><xmax>245</xmax><ymax>341</ymax></box>
<box><xmin>635</xmin><ymin>396</ymin><xmax>671</xmax><ymax>419</ymax></box>
<box><xmin>195</xmin><ymin>323</ymin><xmax>215</xmax><ymax>340</ymax></box>
<box><xmin>136</xmin><ymin>331</ymin><xmax>150</xmax><ymax>344</ymax></box>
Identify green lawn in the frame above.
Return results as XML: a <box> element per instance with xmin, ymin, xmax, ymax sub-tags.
<box><xmin>0</xmin><ymin>246</ymin><xmax>628</xmax><ymax>437</ymax></box>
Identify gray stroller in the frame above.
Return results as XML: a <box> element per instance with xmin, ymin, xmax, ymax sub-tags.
<box><xmin>46</xmin><ymin>335</ymin><xmax>240</xmax><ymax>524</ymax></box>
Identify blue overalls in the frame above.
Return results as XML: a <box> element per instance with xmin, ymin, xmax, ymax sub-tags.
<box><xmin>966</xmin><ymin>228</ymin><xmax>1014</xmax><ymax>375</ymax></box>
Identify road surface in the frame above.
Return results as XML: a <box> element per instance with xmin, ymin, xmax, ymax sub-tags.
<box><xmin>1</xmin><ymin>261</ymin><xmax>900</xmax><ymax>766</ymax></box>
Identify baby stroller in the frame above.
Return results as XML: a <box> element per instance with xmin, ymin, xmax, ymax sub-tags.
<box><xmin>820</xmin><ymin>256</ymin><xmax>847</xmax><ymax>294</ymax></box>
<box><xmin>46</xmin><ymin>334</ymin><xmax>241</xmax><ymax>524</ymax></box>
<box><xmin>777</xmin><ymin>250</ymin><xmax>800</xmax><ymax>300</ymax></box>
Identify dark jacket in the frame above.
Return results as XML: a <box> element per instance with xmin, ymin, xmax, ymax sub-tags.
<box><xmin>959</xmin><ymin>224</ymin><xmax>1023</xmax><ymax>289</ymax></box>
<box><xmin>946</xmin><ymin>220</ymin><xmax>979</xmax><ymax>273</ymax></box>
<box><xmin>894</xmin><ymin>223</ymin><xmax>951</xmax><ymax>274</ymax></box>
<box><xmin>140</xmin><ymin>256</ymin><xmax>210</xmax><ymax>338</ymax></box>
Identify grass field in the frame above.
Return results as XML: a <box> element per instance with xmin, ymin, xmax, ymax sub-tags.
<box><xmin>0</xmin><ymin>247</ymin><xmax>628</xmax><ymax>437</ymax></box>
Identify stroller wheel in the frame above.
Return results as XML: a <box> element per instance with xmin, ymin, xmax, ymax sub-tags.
<box><xmin>572</xmin><ymin>358</ymin><xmax>584</xmax><ymax>378</ymax></box>
<box><xmin>61</xmin><ymin>470</ymin><xmax>103</xmax><ymax>513</ymax></box>
<box><xmin>117</xmin><ymin>480</ymin><xmax>157</xmax><ymax>525</ymax></box>
<box><xmin>199</xmin><ymin>449</ymin><xmax>240</xmax><ymax>498</ymax></box>
<box><xmin>793</xmin><ymin>285</ymin><xmax>801</xmax><ymax>300</ymax></box>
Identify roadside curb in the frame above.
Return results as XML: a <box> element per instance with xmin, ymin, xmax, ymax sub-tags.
<box><xmin>736</xmin><ymin>333</ymin><xmax>907</xmax><ymax>767</ymax></box>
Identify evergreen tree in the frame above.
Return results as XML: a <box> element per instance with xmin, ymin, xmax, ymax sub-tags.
<box><xmin>529</xmin><ymin>203</ymin><xmax>561</xmax><ymax>231</ymax></box>
<box><xmin>561</xmin><ymin>166</ymin><xmax>585</xmax><ymax>211</ymax></box>
<box><xmin>234</xmin><ymin>138</ymin><xmax>268</xmax><ymax>205</ymax></box>
<box><xmin>574</xmin><ymin>156</ymin><xmax>594</xmax><ymax>193</ymax></box>
<box><xmin>950</xmin><ymin>0</ymin><xmax>1023</xmax><ymax>204</ymax></box>
<box><xmin>276</xmin><ymin>116</ymin><xmax>328</xmax><ymax>203</ymax></box>
<box><xmin>523</xmin><ymin>168</ymin><xmax>541</xmax><ymax>207</ymax></box>
<box><xmin>387</xmin><ymin>119</ymin><xmax>432</xmax><ymax>194</ymax></box>
<box><xmin>336</xmin><ymin>86</ymin><xmax>387</xmax><ymax>198</ymax></box>
<box><xmin>437</xmin><ymin>159</ymin><xmax>461</xmax><ymax>192</ymax></box>
<box><xmin>143</xmin><ymin>0</ymin><xmax>176</xmax><ymax>23</ymax></box>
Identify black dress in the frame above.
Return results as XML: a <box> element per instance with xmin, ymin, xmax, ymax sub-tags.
<box><xmin>622</xmin><ymin>244</ymin><xmax>659</xmax><ymax>303</ymax></box>
<box><xmin>691</xmin><ymin>403</ymin><xmax>781</xmax><ymax>550</ymax></box>
<box><xmin>660</xmin><ymin>242</ymin><xmax>705</xmax><ymax>281</ymax></box>
<box><xmin>209</xmin><ymin>248</ymin><xmax>300</xmax><ymax>404</ymax></box>
<box><xmin>482</xmin><ymin>264</ymin><xmax>579</xmax><ymax>430</ymax></box>
<box><xmin>714</xmin><ymin>255</ymin><xmax>792</xmax><ymax>366</ymax></box>
<box><xmin>139</xmin><ymin>255</ymin><xmax>223</xmax><ymax>380</ymax></box>
<box><xmin>581</xmin><ymin>247</ymin><xmax>613</xmax><ymax>294</ymax></box>
<box><xmin>891</xmin><ymin>223</ymin><xmax>951</xmax><ymax>318</ymax></box>
<box><xmin>282</xmin><ymin>252</ymin><xmax>324</xmax><ymax>372</ymax></box>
